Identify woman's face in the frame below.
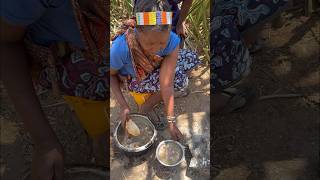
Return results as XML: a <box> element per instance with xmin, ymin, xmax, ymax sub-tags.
<box><xmin>136</xmin><ymin>29</ymin><xmax>170</xmax><ymax>56</ymax></box>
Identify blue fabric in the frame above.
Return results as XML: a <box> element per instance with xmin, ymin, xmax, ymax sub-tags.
<box><xmin>1</xmin><ymin>0</ymin><xmax>84</xmax><ymax>48</ymax></box>
<box><xmin>110</xmin><ymin>31</ymin><xmax>180</xmax><ymax>77</ymax></box>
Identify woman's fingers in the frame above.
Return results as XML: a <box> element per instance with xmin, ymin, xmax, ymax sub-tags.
<box><xmin>120</xmin><ymin>107</ymin><xmax>130</xmax><ymax>128</ymax></box>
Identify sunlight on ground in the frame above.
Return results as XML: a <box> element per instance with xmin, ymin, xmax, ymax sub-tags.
<box><xmin>289</xmin><ymin>40</ymin><xmax>319</xmax><ymax>59</ymax></box>
<box><xmin>295</xmin><ymin>70</ymin><xmax>320</xmax><ymax>87</ymax></box>
<box><xmin>177</xmin><ymin>112</ymin><xmax>207</xmax><ymax>138</ymax></box>
<box><xmin>215</xmin><ymin>164</ymin><xmax>251</xmax><ymax>180</ymax></box>
<box><xmin>263</xmin><ymin>158</ymin><xmax>306</xmax><ymax>180</ymax></box>
<box><xmin>215</xmin><ymin>158</ymin><xmax>306</xmax><ymax>180</ymax></box>
<box><xmin>272</xmin><ymin>56</ymin><xmax>292</xmax><ymax>76</ymax></box>
<box><xmin>125</xmin><ymin>162</ymin><xmax>148</xmax><ymax>180</ymax></box>
<box><xmin>0</xmin><ymin>119</ymin><xmax>18</xmax><ymax>145</ymax></box>
<box><xmin>0</xmin><ymin>159</ymin><xmax>6</xmax><ymax>177</ymax></box>
<box><xmin>110</xmin><ymin>96</ymin><xmax>117</xmax><ymax>108</ymax></box>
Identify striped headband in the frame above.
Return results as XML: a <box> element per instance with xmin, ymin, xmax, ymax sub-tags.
<box><xmin>136</xmin><ymin>11</ymin><xmax>173</xmax><ymax>25</ymax></box>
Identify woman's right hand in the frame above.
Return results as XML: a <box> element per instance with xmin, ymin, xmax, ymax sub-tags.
<box><xmin>168</xmin><ymin>122</ymin><xmax>183</xmax><ymax>141</ymax></box>
<box><xmin>120</xmin><ymin>106</ymin><xmax>131</xmax><ymax>128</ymax></box>
<box><xmin>31</xmin><ymin>140</ymin><xmax>64</xmax><ymax>180</ymax></box>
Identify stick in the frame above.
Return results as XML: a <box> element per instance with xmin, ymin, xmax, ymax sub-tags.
<box><xmin>259</xmin><ymin>94</ymin><xmax>303</xmax><ymax>101</ymax></box>
<box><xmin>66</xmin><ymin>167</ymin><xmax>106</xmax><ymax>177</ymax></box>
<box><xmin>191</xmin><ymin>90</ymin><xmax>205</xmax><ymax>94</ymax></box>
<box><xmin>42</xmin><ymin>101</ymin><xmax>66</xmax><ymax>108</ymax></box>
<box><xmin>36</xmin><ymin>89</ymin><xmax>48</xmax><ymax>96</ymax></box>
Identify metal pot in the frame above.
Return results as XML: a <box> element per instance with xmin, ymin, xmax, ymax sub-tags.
<box><xmin>113</xmin><ymin>113</ymin><xmax>157</xmax><ymax>156</ymax></box>
<box><xmin>156</xmin><ymin>140</ymin><xmax>185</xmax><ymax>167</ymax></box>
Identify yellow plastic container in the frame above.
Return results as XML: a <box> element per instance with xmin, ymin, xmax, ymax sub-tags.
<box><xmin>63</xmin><ymin>96</ymin><xmax>108</xmax><ymax>138</ymax></box>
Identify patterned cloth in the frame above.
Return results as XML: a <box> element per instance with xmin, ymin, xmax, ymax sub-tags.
<box><xmin>125</xmin><ymin>27</ymin><xmax>161</xmax><ymax>81</ymax></box>
<box><xmin>26</xmin><ymin>0</ymin><xmax>109</xmax><ymax>101</ymax></box>
<box><xmin>211</xmin><ymin>0</ymin><xmax>288</xmax><ymax>94</ymax></box>
<box><xmin>128</xmin><ymin>49</ymin><xmax>201</xmax><ymax>93</ymax></box>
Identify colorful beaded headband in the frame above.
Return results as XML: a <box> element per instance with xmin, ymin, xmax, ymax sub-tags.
<box><xmin>136</xmin><ymin>11</ymin><xmax>173</xmax><ymax>25</ymax></box>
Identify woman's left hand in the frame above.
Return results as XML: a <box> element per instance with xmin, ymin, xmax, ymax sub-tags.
<box><xmin>168</xmin><ymin>123</ymin><xmax>183</xmax><ymax>141</ymax></box>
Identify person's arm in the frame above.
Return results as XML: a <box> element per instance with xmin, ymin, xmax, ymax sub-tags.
<box><xmin>110</xmin><ymin>69</ymin><xmax>130</xmax><ymax>126</ymax></box>
<box><xmin>0</xmin><ymin>18</ymin><xmax>59</xmax><ymax>146</ymax></box>
<box><xmin>159</xmin><ymin>46</ymin><xmax>183</xmax><ymax>140</ymax></box>
<box><xmin>0</xmin><ymin>17</ymin><xmax>64</xmax><ymax>180</ymax></box>
<box><xmin>159</xmin><ymin>46</ymin><xmax>178</xmax><ymax>117</ymax></box>
<box><xmin>176</xmin><ymin>0</ymin><xmax>193</xmax><ymax>36</ymax></box>
<box><xmin>110</xmin><ymin>69</ymin><xmax>130</xmax><ymax>109</ymax></box>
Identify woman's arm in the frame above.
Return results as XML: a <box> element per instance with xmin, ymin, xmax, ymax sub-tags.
<box><xmin>0</xmin><ymin>17</ymin><xmax>64</xmax><ymax>179</ymax></box>
<box><xmin>176</xmin><ymin>0</ymin><xmax>193</xmax><ymax>36</ymax></box>
<box><xmin>159</xmin><ymin>46</ymin><xmax>179</xmax><ymax>117</ymax></box>
<box><xmin>0</xmin><ymin>18</ymin><xmax>59</xmax><ymax>146</ymax></box>
<box><xmin>160</xmin><ymin>46</ymin><xmax>183</xmax><ymax>140</ymax></box>
<box><xmin>110</xmin><ymin>69</ymin><xmax>130</xmax><ymax>109</ymax></box>
<box><xmin>110</xmin><ymin>69</ymin><xmax>130</xmax><ymax>126</ymax></box>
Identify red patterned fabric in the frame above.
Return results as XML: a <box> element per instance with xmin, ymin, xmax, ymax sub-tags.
<box><xmin>25</xmin><ymin>0</ymin><xmax>109</xmax><ymax>100</ymax></box>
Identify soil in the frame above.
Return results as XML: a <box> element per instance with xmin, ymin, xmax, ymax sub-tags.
<box><xmin>211</xmin><ymin>8</ymin><xmax>320</xmax><ymax>180</ymax></box>
<box><xmin>0</xmin><ymin>85</ymin><xmax>104</xmax><ymax>179</ymax></box>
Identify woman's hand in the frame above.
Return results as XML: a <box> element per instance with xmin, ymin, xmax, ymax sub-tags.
<box><xmin>31</xmin><ymin>141</ymin><xmax>64</xmax><ymax>180</ymax></box>
<box><xmin>1</xmin><ymin>18</ymin><xmax>64</xmax><ymax>180</ymax></box>
<box><xmin>120</xmin><ymin>106</ymin><xmax>131</xmax><ymax>128</ymax></box>
<box><xmin>168</xmin><ymin>122</ymin><xmax>183</xmax><ymax>141</ymax></box>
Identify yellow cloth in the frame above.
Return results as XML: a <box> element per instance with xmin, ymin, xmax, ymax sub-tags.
<box><xmin>63</xmin><ymin>96</ymin><xmax>108</xmax><ymax>138</ymax></box>
<box><xmin>129</xmin><ymin>92</ymin><xmax>152</xmax><ymax>106</ymax></box>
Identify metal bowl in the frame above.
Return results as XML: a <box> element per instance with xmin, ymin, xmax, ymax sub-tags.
<box><xmin>156</xmin><ymin>140</ymin><xmax>185</xmax><ymax>167</ymax></box>
<box><xmin>113</xmin><ymin>113</ymin><xmax>157</xmax><ymax>154</ymax></box>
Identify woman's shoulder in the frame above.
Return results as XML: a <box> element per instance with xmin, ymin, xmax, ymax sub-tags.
<box><xmin>111</xmin><ymin>34</ymin><xmax>130</xmax><ymax>57</ymax></box>
<box><xmin>159</xmin><ymin>31</ymin><xmax>180</xmax><ymax>56</ymax></box>
<box><xmin>169</xmin><ymin>31</ymin><xmax>180</xmax><ymax>41</ymax></box>
<box><xmin>111</xmin><ymin>34</ymin><xmax>131</xmax><ymax>67</ymax></box>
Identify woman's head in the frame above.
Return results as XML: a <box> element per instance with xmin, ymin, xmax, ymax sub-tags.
<box><xmin>134</xmin><ymin>0</ymin><xmax>172</xmax><ymax>55</ymax></box>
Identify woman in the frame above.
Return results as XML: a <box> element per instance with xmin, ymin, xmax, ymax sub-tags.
<box><xmin>211</xmin><ymin>0</ymin><xmax>289</xmax><ymax>113</ymax></box>
<box><xmin>1</xmin><ymin>0</ymin><xmax>108</xmax><ymax>179</ymax></box>
<box><xmin>110</xmin><ymin>0</ymin><xmax>200</xmax><ymax>140</ymax></box>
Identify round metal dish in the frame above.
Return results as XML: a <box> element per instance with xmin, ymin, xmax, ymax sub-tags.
<box><xmin>113</xmin><ymin>113</ymin><xmax>157</xmax><ymax>153</ymax></box>
<box><xmin>156</xmin><ymin>140</ymin><xmax>185</xmax><ymax>167</ymax></box>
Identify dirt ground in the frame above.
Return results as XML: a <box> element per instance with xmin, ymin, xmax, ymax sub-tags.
<box><xmin>0</xmin><ymin>85</ymin><xmax>107</xmax><ymax>179</ymax></box>
<box><xmin>110</xmin><ymin>65</ymin><xmax>210</xmax><ymax>180</ymax></box>
<box><xmin>211</xmin><ymin>8</ymin><xmax>319</xmax><ymax>180</ymax></box>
